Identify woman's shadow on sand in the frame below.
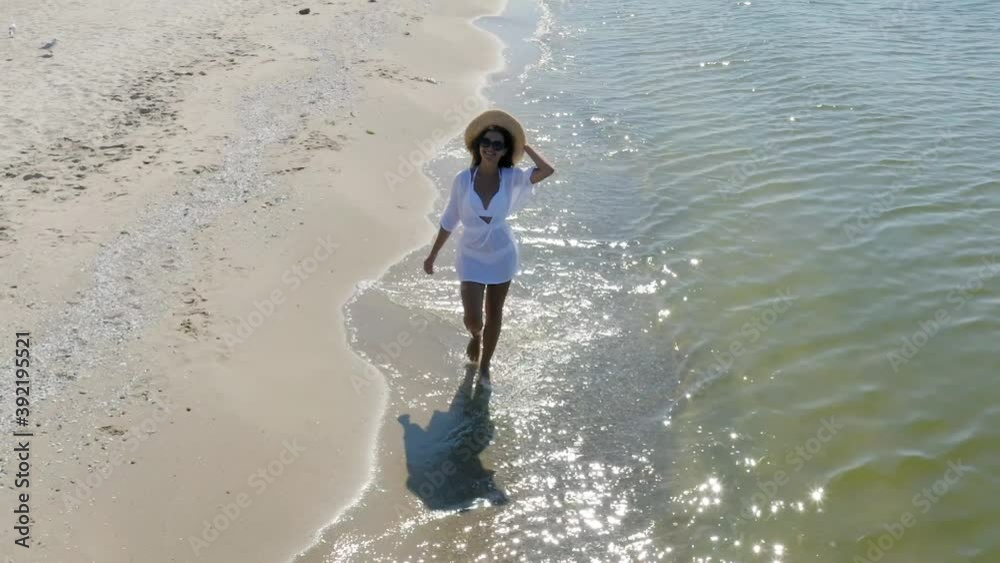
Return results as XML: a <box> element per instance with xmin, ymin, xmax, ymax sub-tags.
<box><xmin>398</xmin><ymin>366</ymin><xmax>508</xmax><ymax>510</ymax></box>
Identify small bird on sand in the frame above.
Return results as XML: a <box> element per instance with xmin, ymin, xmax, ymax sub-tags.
<box><xmin>8</xmin><ymin>22</ymin><xmax>14</xmax><ymax>38</ymax></box>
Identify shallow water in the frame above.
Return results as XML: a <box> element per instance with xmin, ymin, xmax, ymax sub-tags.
<box><xmin>333</xmin><ymin>0</ymin><xmax>1000</xmax><ymax>561</ymax></box>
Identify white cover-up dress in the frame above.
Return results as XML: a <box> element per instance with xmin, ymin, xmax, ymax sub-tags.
<box><xmin>439</xmin><ymin>166</ymin><xmax>537</xmax><ymax>284</ymax></box>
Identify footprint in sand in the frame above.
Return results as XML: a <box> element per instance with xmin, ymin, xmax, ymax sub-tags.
<box><xmin>302</xmin><ymin>131</ymin><xmax>343</xmax><ymax>151</ymax></box>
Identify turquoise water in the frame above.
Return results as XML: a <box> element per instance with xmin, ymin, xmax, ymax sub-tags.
<box><xmin>328</xmin><ymin>0</ymin><xmax>1000</xmax><ymax>561</ymax></box>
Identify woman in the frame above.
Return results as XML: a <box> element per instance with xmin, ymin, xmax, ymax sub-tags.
<box><xmin>423</xmin><ymin>110</ymin><xmax>555</xmax><ymax>385</ymax></box>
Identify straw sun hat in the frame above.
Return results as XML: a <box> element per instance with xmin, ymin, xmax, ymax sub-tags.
<box><xmin>464</xmin><ymin>109</ymin><xmax>526</xmax><ymax>164</ymax></box>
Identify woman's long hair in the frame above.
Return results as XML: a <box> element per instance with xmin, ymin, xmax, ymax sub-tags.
<box><xmin>470</xmin><ymin>125</ymin><xmax>515</xmax><ymax>169</ymax></box>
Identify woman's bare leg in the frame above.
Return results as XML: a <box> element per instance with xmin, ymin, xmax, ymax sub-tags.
<box><xmin>460</xmin><ymin>282</ymin><xmax>486</xmax><ymax>363</ymax></box>
<box><xmin>480</xmin><ymin>281</ymin><xmax>511</xmax><ymax>377</ymax></box>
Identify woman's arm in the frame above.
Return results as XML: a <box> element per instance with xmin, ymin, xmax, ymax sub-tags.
<box><xmin>524</xmin><ymin>144</ymin><xmax>555</xmax><ymax>184</ymax></box>
<box><xmin>423</xmin><ymin>227</ymin><xmax>451</xmax><ymax>274</ymax></box>
<box><xmin>425</xmin><ymin>172</ymin><xmax>463</xmax><ymax>274</ymax></box>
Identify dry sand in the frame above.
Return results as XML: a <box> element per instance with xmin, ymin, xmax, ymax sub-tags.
<box><xmin>0</xmin><ymin>0</ymin><xmax>503</xmax><ymax>561</ymax></box>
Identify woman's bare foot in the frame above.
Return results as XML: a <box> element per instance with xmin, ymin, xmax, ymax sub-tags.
<box><xmin>466</xmin><ymin>334</ymin><xmax>481</xmax><ymax>363</ymax></box>
<box><xmin>478</xmin><ymin>365</ymin><xmax>492</xmax><ymax>391</ymax></box>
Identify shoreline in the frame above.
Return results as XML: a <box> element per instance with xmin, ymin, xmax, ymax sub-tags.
<box><xmin>291</xmin><ymin>0</ymin><xmax>517</xmax><ymax>560</ymax></box>
<box><xmin>1</xmin><ymin>0</ymin><xmax>508</xmax><ymax>561</ymax></box>
<box><xmin>290</xmin><ymin>0</ymin><xmax>543</xmax><ymax>559</ymax></box>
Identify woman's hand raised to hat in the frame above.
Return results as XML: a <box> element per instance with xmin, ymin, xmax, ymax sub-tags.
<box><xmin>523</xmin><ymin>143</ymin><xmax>556</xmax><ymax>184</ymax></box>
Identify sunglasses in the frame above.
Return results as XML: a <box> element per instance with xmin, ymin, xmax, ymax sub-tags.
<box><xmin>479</xmin><ymin>138</ymin><xmax>507</xmax><ymax>151</ymax></box>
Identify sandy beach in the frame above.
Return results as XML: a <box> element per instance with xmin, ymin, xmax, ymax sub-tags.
<box><xmin>0</xmin><ymin>0</ymin><xmax>503</xmax><ymax>561</ymax></box>
<box><xmin>7</xmin><ymin>0</ymin><xmax>1000</xmax><ymax>561</ymax></box>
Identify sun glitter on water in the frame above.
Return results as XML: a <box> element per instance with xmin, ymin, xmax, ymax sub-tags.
<box><xmin>810</xmin><ymin>487</ymin><xmax>824</xmax><ymax>503</ymax></box>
